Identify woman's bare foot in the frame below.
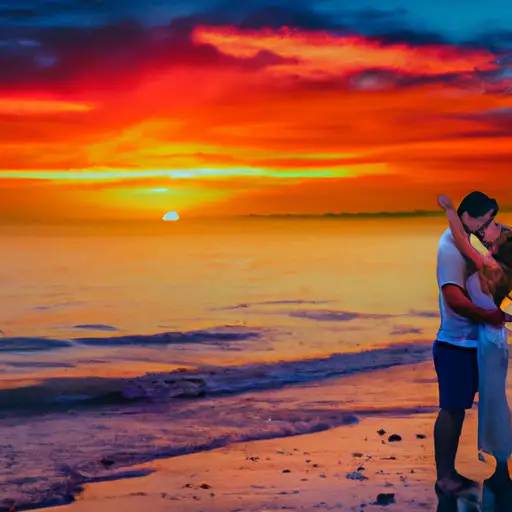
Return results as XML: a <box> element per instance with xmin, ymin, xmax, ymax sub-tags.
<box><xmin>485</xmin><ymin>469</ymin><xmax>511</xmax><ymax>491</ymax></box>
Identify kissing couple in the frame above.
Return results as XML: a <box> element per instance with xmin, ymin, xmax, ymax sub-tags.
<box><xmin>434</xmin><ymin>191</ymin><xmax>512</xmax><ymax>505</ymax></box>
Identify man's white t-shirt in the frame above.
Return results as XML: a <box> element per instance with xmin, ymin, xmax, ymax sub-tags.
<box><xmin>436</xmin><ymin>228</ymin><xmax>479</xmax><ymax>348</ymax></box>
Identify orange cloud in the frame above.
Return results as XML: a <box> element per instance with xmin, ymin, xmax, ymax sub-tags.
<box><xmin>0</xmin><ymin>98</ymin><xmax>93</xmax><ymax>115</ymax></box>
<box><xmin>193</xmin><ymin>26</ymin><xmax>497</xmax><ymax>78</ymax></box>
<box><xmin>0</xmin><ymin>24</ymin><xmax>511</xmax><ymax>221</ymax></box>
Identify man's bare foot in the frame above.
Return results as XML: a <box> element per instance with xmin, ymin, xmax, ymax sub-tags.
<box><xmin>436</xmin><ymin>473</ymin><xmax>478</xmax><ymax>494</ymax></box>
<box><xmin>453</xmin><ymin>472</ymin><xmax>479</xmax><ymax>486</ymax></box>
<box><xmin>436</xmin><ymin>478</ymin><xmax>463</xmax><ymax>494</ymax></box>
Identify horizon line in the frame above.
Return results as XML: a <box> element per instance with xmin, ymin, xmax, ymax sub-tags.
<box><xmin>2</xmin><ymin>207</ymin><xmax>512</xmax><ymax>224</ymax></box>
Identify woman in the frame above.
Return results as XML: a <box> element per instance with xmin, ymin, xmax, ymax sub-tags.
<box><xmin>438</xmin><ymin>195</ymin><xmax>512</xmax><ymax>491</ymax></box>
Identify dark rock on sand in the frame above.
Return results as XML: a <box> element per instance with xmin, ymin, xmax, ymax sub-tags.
<box><xmin>416</xmin><ymin>433</ymin><xmax>426</xmax><ymax>439</ymax></box>
<box><xmin>282</xmin><ymin>469</ymin><xmax>291</xmax><ymax>473</ymax></box>
<box><xmin>377</xmin><ymin>429</ymin><xmax>386</xmax><ymax>436</ymax></box>
<box><xmin>346</xmin><ymin>471</ymin><xmax>368</xmax><ymax>481</ymax></box>
<box><xmin>199</xmin><ymin>483</ymin><xmax>212</xmax><ymax>489</ymax></box>
<box><xmin>388</xmin><ymin>434</ymin><xmax>402</xmax><ymax>442</ymax></box>
<box><xmin>375</xmin><ymin>493</ymin><xmax>395</xmax><ymax>505</ymax></box>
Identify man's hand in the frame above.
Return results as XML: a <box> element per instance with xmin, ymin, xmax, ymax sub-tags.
<box><xmin>486</xmin><ymin>309</ymin><xmax>512</xmax><ymax>327</ymax></box>
<box><xmin>482</xmin><ymin>253</ymin><xmax>500</xmax><ymax>269</ymax></box>
<box><xmin>438</xmin><ymin>195</ymin><xmax>455</xmax><ymax>211</ymax></box>
<box><xmin>487</xmin><ymin>309</ymin><xmax>506</xmax><ymax>327</ymax></box>
<box><xmin>443</xmin><ymin>284</ymin><xmax>509</xmax><ymax>326</ymax></box>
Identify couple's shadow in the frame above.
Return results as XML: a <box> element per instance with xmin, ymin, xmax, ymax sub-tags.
<box><xmin>437</xmin><ymin>480</ymin><xmax>512</xmax><ymax>511</ymax></box>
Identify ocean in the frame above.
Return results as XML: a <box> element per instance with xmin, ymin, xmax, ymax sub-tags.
<box><xmin>0</xmin><ymin>215</ymin><xmax>505</xmax><ymax>510</ymax></box>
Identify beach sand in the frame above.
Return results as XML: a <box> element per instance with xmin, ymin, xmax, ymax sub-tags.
<box><xmin>45</xmin><ymin>409</ymin><xmax>493</xmax><ymax>512</ymax></box>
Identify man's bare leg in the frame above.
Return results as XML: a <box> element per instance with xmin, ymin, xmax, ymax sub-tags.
<box><xmin>434</xmin><ymin>408</ymin><xmax>476</xmax><ymax>492</ymax></box>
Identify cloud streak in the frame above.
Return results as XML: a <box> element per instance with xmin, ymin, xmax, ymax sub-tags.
<box><xmin>0</xmin><ymin>1</ymin><xmax>511</xmax><ymax>220</ymax></box>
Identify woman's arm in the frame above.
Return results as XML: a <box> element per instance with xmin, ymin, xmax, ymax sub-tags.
<box><xmin>437</xmin><ymin>195</ymin><xmax>492</xmax><ymax>270</ymax></box>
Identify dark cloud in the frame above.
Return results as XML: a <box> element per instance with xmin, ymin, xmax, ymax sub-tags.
<box><xmin>0</xmin><ymin>0</ymin><xmax>510</xmax><ymax>49</ymax></box>
<box><xmin>0</xmin><ymin>1</ymin><xmax>454</xmax><ymax>39</ymax></box>
<box><xmin>0</xmin><ymin>8</ymin><xmax>38</xmax><ymax>20</ymax></box>
<box><xmin>0</xmin><ymin>18</ymin><xmax>297</xmax><ymax>93</ymax></box>
<box><xmin>373</xmin><ymin>28</ymin><xmax>448</xmax><ymax>46</ymax></box>
<box><xmin>0</xmin><ymin>0</ymin><xmax>508</xmax><ymax>94</ymax></box>
<box><xmin>168</xmin><ymin>4</ymin><xmax>451</xmax><ymax>48</ymax></box>
<box><xmin>471</xmin><ymin>30</ymin><xmax>512</xmax><ymax>53</ymax></box>
<box><xmin>447</xmin><ymin>108</ymin><xmax>512</xmax><ymax>137</ymax></box>
<box><xmin>0</xmin><ymin>0</ymin><xmax>107</xmax><ymax>28</ymax></box>
<box><xmin>237</xmin><ymin>5</ymin><xmax>336</xmax><ymax>31</ymax></box>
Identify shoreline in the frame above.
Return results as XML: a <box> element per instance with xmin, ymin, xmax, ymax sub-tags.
<box><xmin>1</xmin><ymin>358</ymin><xmax>445</xmax><ymax>511</ymax></box>
<box><xmin>39</xmin><ymin>410</ymin><xmax>490</xmax><ymax>512</ymax></box>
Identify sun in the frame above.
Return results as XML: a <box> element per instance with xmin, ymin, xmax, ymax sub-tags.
<box><xmin>162</xmin><ymin>211</ymin><xmax>180</xmax><ymax>221</ymax></box>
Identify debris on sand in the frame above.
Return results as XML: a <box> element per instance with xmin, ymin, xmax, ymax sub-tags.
<box><xmin>387</xmin><ymin>434</ymin><xmax>402</xmax><ymax>442</ymax></box>
<box><xmin>346</xmin><ymin>471</ymin><xmax>368</xmax><ymax>481</ymax></box>
<box><xmin>375</xmin><ymin>492</ymin><xmax>395</xmax><ymax>505</ymax></box>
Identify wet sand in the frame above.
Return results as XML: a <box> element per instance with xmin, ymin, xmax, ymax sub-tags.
<box><xmin>45</xmin><ymin>410</ymin><xmax>492</xmax><ymax>512</ymax></box>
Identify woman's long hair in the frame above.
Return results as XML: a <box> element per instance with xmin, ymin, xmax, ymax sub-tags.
<box><xmin>481</xmin><ymin>232</ymin><xmax>512</xmax><ymax>306</ymax></box>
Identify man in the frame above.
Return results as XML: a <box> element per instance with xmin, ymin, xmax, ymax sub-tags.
<box><xmin>434</xmin><ymin>191</ymin><xmax>512</xmax><ymax>495</ymax></box>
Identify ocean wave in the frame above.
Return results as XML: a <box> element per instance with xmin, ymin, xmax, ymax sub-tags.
<box><xmin>4</xmin><ymin>361</ymin><xmax>75</xmax><ymax>369</ymax></box>
<box><xmin>0</xmin><ymin>325</ymin><xmax>261</xmax><ymax>354</ymax></box>
<box><xmin>72</xmin><ymin>324</ymin><xmax>120</xmax><ymax>332</ymax></box>
<box><xmin>0</xmin><ymin>339</ymin><xmax>437</xmax><ymax>511</ymax></box>
<box><xmin>74</xmin><ymin>325</ymin><xmax>261</xmax><ymax>347</ymax></box>
<box><xmin>288</xmin><ymin>310</ymin><xmax>392</xmax><ymax>321</ymax></box>
<box><xmin>287</xmin><ymin>308</ymin><xmax>439</xmax><ymax>322</ymax></box>
<box><xmin>213</xmin><ymin>299</ymin><xmax>337</xmax><ymax>310</ymax></box>
<box><xmin>0</xmin><ymin>340</ymin><xmax>433</xmax><ymax>413</ymax></box>
<box><xmin>0</xmin><ymin>400</ymin><xmax>436</xmax><ymax>512</ymax></box>
<box><xmin>0</xmin><ymin>468</ymin><xmax>156</xmax><ymax>512</ymax></box>
<box><xmin>0</xmin><ymin>337</ymin><xmax>73</xmax><ymax>353</ymax></box>
<box><xmin>123</xmin><ymin>340</ymin><xmax>433</xmax><ymax>400</ymax></box>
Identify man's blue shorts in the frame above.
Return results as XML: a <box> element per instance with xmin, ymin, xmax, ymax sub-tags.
<box><xmin>433</xmin><ymin>341</ymin><xmax>479</xmax><ymax>411</ymax></box>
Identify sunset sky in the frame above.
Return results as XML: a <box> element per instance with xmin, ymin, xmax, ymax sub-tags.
<box><xmin>1</xmin><ymin>0</ymin><xmax>511</xmax><ymax>221</ymax></box>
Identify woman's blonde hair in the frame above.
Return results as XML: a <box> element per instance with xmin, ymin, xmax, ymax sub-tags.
<box><xmin>480</xmin><ymin>232</ymin><xmax>512</xmax><ymax>306</ymax></box>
